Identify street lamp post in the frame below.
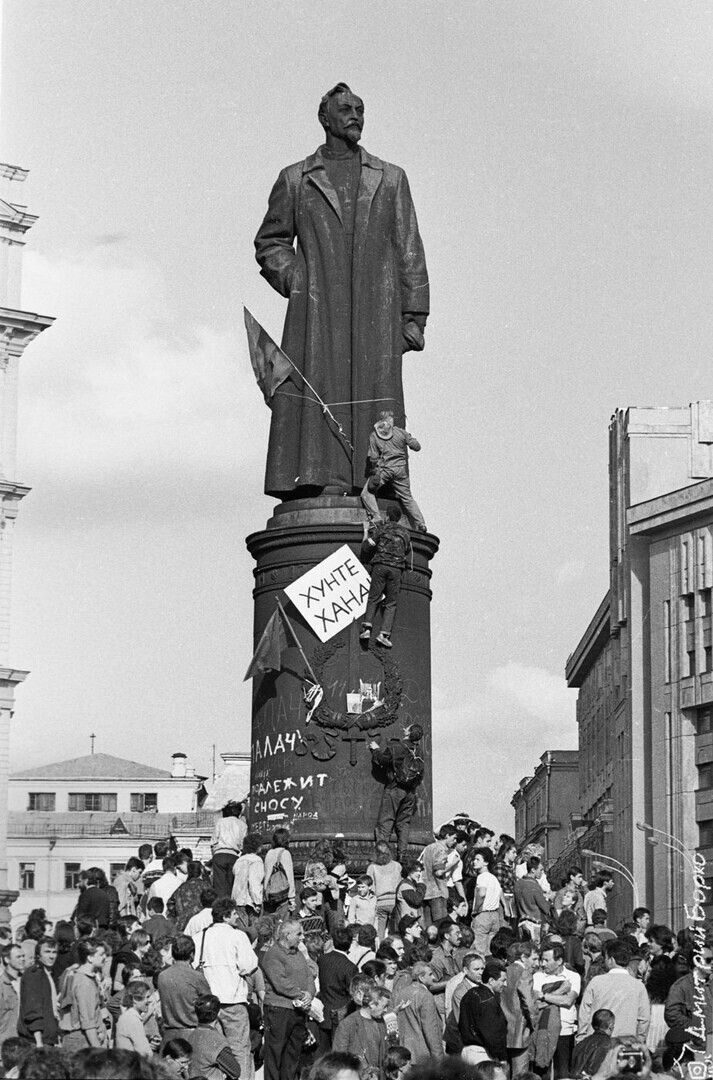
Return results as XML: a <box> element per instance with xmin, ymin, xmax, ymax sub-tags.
<box><xmin>646</xmin><ymin>836</ymin><xmax>699</xmax><ymax>876</ymax></box>
<box><xmin>581</xmin><ymin>848</ymin><xmax>639</xmax><ymax>908</ymax></box>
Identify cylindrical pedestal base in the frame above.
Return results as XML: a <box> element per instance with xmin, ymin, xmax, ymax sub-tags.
<box><xmin>246</xmin><ymin>497</ymin><xmax>438</xmax><ymax>869</ymax></box>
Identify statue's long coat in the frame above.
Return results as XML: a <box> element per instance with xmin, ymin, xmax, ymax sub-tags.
<box><xmin>255</xmin><ymin>146</ymin><xmax>429</xmax><ymax>497</ymax></box>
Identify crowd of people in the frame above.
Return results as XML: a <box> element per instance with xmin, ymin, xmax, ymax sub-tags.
<box><xmin>0</xmin><ymin>806</ymin><xmax>709</xmax><ymax>1080</ymax></box>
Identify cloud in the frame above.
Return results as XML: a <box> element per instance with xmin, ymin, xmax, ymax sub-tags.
<box><xmin>556</xmin><ymin>559</ymin><xmax>585</xmax><ymax>589</ymax></box>
<box><xmin>432</xmin><ymin>663</ymin><xmax>577</xmax><ymax>832</ymax></box>
<box><xmin>92</xmin><ymin>233</ymin><xmax>128</xmax><ymax>248</ymax></box>
<box><xmin>17</xmin><ymin>247</ymin><xmax>269</xmax><ymax>485</ymax></box>
<box><xmin>488</xmin><ymin>662</ymin><xmax>576</xmax><ymax>727</ymax></box>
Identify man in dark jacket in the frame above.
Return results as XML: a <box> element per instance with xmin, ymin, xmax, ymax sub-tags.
<box><xmin>394</xmin><ymin>860</ymin><xmax>427</xmax><ymax>928</ymax></box>
<box><xmin>75</xmin><ymin>867</ymin><xmax>113</xmax><ymax>929</ymax></box>
<box><xmin>369</xmin><ymin>725</ymin><xmax>424</xmax><ymax>861</ymax></box>
<box><xmin>157</xmin><ymin>934</ymin><xmax>211</xmax><ymax>1043</ymax></box>
<box><xmin>459</xmin><ymin>960</ymin><xmax>508</xmax><ymax>1063</ymax></box>
<box><xmin>501</xmin><ymin>942</ymin><xmax>538</xmax><ymax>1077</ymax></box>
<box><xmin>571</xmin><ymin>1008</ymin><xmax>614</xmax><ymax>1078</ymax></box>
<box><xmin>664</xmin><ymin>947</ymin><xmax>713</xmax><ymax>1062</ymax></box>
<box><xmin>317</xmin><ymin>925</ymin><xmax>357</xmax><ymax>1052</ymax></box>
<box><xmin>17</xmin><ymin>938</ymin><xmax>59</xmax><ymax>1047</ymax></box>
<box><xmin>513</xmin><ymin>858</ymin><xmax>551</xmax><ymax>943</ymax></box>
<box><xmin>360</xmin><ymin>504</ymin><xmax>412</xmax><ymax>648</ymax></box>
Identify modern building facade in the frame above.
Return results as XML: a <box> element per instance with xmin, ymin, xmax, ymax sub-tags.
<box><xmin>565</xmin><ymin>404</ymin><xmax>713</xmax><ymax>928</ymax></box>
<box><xmin>0</xmin><ymin>165</ymin><xmax>53</xmax><ymax>913</ymax></box>
<box><xmin>511</xmin><ymin>750</ymin><xmax>579</xmax><ymax>865</ymax></box>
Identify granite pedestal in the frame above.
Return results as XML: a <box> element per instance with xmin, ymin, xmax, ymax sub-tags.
<box><xmin>246</xmin><ymin>497</ymin><xmax>438</xmax><ymax>870</ymax></box>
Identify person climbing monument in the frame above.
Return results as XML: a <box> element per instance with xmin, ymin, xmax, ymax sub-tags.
<box><xmin>360</xmin><ymin>505</ymin><xmax>412</xmax><ymax>648</ymax></box>
<box><xmin>369</xmin><ymin>724</ymin><xmax>425</xmax><ymax>861</ymax></box>
<box><xmin>360</xmin><ymin>409</ymin><xmax>427</xmax><ymax>531</ymax></box>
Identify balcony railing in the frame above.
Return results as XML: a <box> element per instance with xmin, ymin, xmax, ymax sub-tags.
<box><xmin>9</xmin><ymin>811</ymin><xmax>216</xmax><ymax>839</ymax></box>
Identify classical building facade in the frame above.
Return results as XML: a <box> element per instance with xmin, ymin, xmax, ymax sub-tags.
<box><xmin>511</xmin><ymin>750</ymin><xmax>579</xmax><ymax>864</ymax></box>
<box><xmin>564</xmin><ymin>404</ymin><xmax>713</xmax><ymax>928</ymax></box>
<box><xmin>0</xmin><ymin>165</ymin><xmax>53</xmax><ymax>912</ymax></box>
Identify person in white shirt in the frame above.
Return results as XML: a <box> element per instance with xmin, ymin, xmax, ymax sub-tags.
<box><xmin>444</xmin><ymin>831</ymin><xmax>469</xmax><ymax>900</ymax></box>
<box><xmin>211</xmin><ymin>802</ymin><xmax>248</xmax><ymax>899</ymax></box>
<box><xmin>231</xmin><ymin>834</ymin><xmax>265</xmax><ymax>923</ymax></box>
<box><xmin>184</xmin><ymin>887</ymin><xmax>218</xmax><ymax>937</ymax></box>
<box><xmin>148</xmin><ymin>855</ymin><xmax>188</xmax><ymax>906</ymax></box>
<box><xmin>532</xmin><ymin>942</ymin><xmax>581</xmax><ymax>1079</ymax></box>
<box><xmin>470</xmin><ymin>848</ymin><xmax>503</xmax><ymax>956</ymax></box>
<box><xmin>192</xmin><ymin>897</ymin><xmax>258</xmax><ymax>1079</ymax></box>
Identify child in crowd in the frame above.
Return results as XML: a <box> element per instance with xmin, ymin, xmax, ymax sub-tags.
<box><xmin>346</xmin><ymin>875</ymin><xmax>378</xmax><ymax>929</ymax></box>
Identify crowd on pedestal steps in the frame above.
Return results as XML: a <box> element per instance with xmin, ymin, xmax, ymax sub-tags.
<box><xmin>0</xmin><ymin>805</ymin><xmax>709</xmax><ymax>1080</ymax></box>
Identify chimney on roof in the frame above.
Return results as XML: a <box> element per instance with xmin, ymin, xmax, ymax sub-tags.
<box><xmin>171</xmin><ymin>753</ymin><xmax>187</xmax><ymax>778</ymax></box>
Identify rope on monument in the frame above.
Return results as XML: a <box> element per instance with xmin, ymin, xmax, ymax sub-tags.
<box><xmin>273</xmin><ymin>354</ymin><xmax>355</xmax><ymax>457</ymax></box>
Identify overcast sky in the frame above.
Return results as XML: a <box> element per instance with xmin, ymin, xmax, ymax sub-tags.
<box><xmin>2</xmin><ymin>0</ymin><xmax>713</xmax><ymax>831</ymax></box>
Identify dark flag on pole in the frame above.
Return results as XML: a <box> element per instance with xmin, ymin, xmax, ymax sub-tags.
<box><xmin>243</xmin><ymin>608</ymin><xmax>288</xmax><ymax>681</ymax></box>
<box><xmin>244</xmin><ymin>307</ymin><xmax>294</xmax><ymax>405</ymax></box>
<box><xmin>244</xmin><ymin>599</ymin><xmax>322</xmax><ymax>706</ymax></box>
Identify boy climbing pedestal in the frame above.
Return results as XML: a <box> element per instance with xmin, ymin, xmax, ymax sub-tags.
<box><xmin>360</xmin><ymin>507</ymin><xmax>412</xmax><ymax>648</ymax></box>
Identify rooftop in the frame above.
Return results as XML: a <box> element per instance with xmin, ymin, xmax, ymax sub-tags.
<box><xmin>10</xmin><ymin>753</ymin><xmax>175</xmax><ymax>782</ymax></box>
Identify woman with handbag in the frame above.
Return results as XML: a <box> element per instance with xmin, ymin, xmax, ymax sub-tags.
<box><xmin>263</xmin><ymin>829</ymin><xmax>295</xmax><ymax>920</ymax></box>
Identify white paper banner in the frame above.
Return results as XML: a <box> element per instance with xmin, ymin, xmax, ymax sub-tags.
<box><xmin>285</xmin><ymin>544</ymin><xmax>370</xmax><ymax>642</ymax></box>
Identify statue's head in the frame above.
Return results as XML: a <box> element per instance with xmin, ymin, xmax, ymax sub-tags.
<box><xmin>318</xmin><ymin>82</ymin><xmax>364</xmax><ymax>145</ymax></box>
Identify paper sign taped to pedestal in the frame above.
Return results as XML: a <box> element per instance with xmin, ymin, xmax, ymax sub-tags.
<box><xmin>285</xmin><ymin>544</ymin><xmax>370</xmax><ymax>643</ymax></box>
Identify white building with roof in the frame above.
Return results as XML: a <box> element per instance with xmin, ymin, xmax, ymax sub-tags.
<box><xmin>8</xmin><ymin>750</ymin><xmax>213</xmax><ymax>926</ymax></box>
<box><xmin>0</xmin><ymin>164</ymin><xmax>53</xmax><ymax>914</ymax></box>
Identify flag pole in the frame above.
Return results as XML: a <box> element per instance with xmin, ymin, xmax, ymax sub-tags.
<box><xmin>244</xmin><ymin>307</ymin><xmax>354</xmax><ymax>456</ymax></box>
<box><xmin>276</xmin><ymin>599</ymin><xmax>320</xmax><ymax>685</ymax></box>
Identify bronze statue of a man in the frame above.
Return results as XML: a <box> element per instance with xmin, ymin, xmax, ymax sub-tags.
<box><xmin>254</xmin><ymin>83</ymin><xmax>429</xmax><ymax>499</ymax></box>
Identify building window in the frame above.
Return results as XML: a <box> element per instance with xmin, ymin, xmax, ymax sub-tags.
<box><xmin>703</xmin><ymin>589</ymin><xmax>712</xmax><ymax>674</ymax></box>
<box><xmin>664</xmin><ymin>600</ymin><xmax>671</xmax><ymax>683</ymax></box>
<box><xmin>698</xmin><ymin>762</ymin><xmax>713</xmax><ymax>791</ymax></box>
<box><xmin>64</xmin><ymin>863</ymin><xmax>82</xmax><ymax>890</ymax></box>
<box><xmin>68</xmin><ymin>793</ymin><xmax>117</xmax><ymax>812</ymax></box>
<box><xmin>683</xmin><ymin>594</ymin><xmax>696</xmax><ymax>675</ymax></box>
<box><xmin>109</xmin><ymin>863</ymin><xmax>124</xmax><ymax>882</ymax></box>
<box><xmin>19</xmin><ymin>863</ymin><xmax>35</xmax><ymax>890</ymax></box>
<box><xmin>27</xmin><ymin>793</ymin><xmax>56</xmax><ymax>812</ymax></box>
<box><xmin>699</xmin><ymin>821</ymin><xmax>713</xmax><ymax>848</ymax></box>
<box><xmin>130</xmin><ymin>793</ymin><xmax>158</xmax><ymax>813</ymax></box>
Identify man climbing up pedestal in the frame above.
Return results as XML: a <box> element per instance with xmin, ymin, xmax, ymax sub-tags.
<box><xmin>360</xmin><ymin>409</ymin><xmax>427</xmax><ymax>531</ymax></box>
<box><xmin>360</xmin><ymin>506</ymin><xmax>412</xmax><ymax>648</ymax></box>
<box><xmin>369</xmin><ymin>725</ymin><xmax>425</xmax><ymax>861</ymax></box>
